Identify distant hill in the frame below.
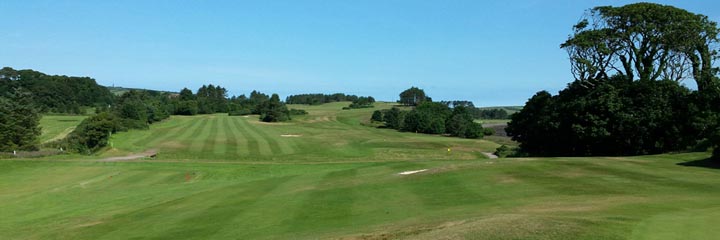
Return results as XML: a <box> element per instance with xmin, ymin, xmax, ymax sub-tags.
<box><xmin>478</xmin><ymin>106</ymin><xmax>523</xmax><ymax>114</ymax></box>
<box><xmin>106</xmin><ymin>86</ymin><xmax>178</xmax><ymax>96</ymax></box>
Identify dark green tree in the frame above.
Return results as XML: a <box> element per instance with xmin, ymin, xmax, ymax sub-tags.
<box><xmin>258</xmin><ymin>94</ymin><xmax>290</xmax><ymax>122</ymax></box>
<box><xmin>383</xmin><ymin>107</ymin><xmax>406</xmax><ymax>129</ymax></box>
<box><xmin>562</xmin><ymin>3</ymin><xmax>719</xmax><ymax>92</ymax></box>
<box><xmin>371</xmin><ymin>110</ymin><xmax>384</xmax><ymax>122</ymax></box>
<box><xmin>0</xmin><ymin>89</ymin><xmax>42</xmax><ymax>151</ymax></box>
<box><xmin>399</xmin><ymin>87</ymin><xmax>428</xmax><ymax>106</ymax></box>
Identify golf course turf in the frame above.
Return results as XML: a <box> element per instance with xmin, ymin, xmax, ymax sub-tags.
<box><xmin>2</xmin><ymin>102</ymin><xmax>719</xmax><ymax>239</ymax></box>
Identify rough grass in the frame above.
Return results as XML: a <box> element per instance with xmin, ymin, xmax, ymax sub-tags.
<box><xmin>2</xmin><ymin>103</ymin><xmax>719</xmax><ymax>239</ymax></box>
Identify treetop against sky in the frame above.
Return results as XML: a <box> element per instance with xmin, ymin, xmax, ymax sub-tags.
<box><xmin>1</xmin><ymin>0</ymin><xmax>718</xmax><ymax>106</ymax></box>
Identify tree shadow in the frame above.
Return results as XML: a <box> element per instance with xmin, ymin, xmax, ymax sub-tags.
<box><xmin>677</xmin><ymin>158</ymin><xmax>720</xmax><ymax>170</ymax></box>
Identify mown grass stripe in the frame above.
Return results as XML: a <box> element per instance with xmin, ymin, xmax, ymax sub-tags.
<box><xmin>243</xmin><ymin>120</ymin><xmax>283</xmax><ymax>155</ymax></box>
<box><xmin>159</xmin><ymin>117</ymin><xmax>202</xmax><ymax>146</ymax></box>
<box><xmin>201</xmin><ymin>116</ymin><xmax>220</xmax><ymax>158</ymax></box>
<box><xmin>187</xmin><ymin>118</ymin><xmax>211</xmax><ymax>153</ymax></box>
<box><xmin>222</xmin><ymin>116</ymin><xmax>240</xmax><ymax>159</ymax></box>
<box><xmin>231</xmin><ymin>117</ymin><xmax>262</xmax><ymax>157</ymax></box>
<box><xmin>134</xmin><ymin>117</ymin><xmax>191</xmax><ymax>148</ymax></box>
<box><xmin>226</xmin><ymin>116</ymin><xmax>249</xmax><ymax>158</ymax></box>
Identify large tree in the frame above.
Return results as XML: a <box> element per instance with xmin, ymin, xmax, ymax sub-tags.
<box><xmin>562</xmin><ymin>3</ymin><xmax>719</xmax><ymax>93</ymax></box>
<box><xmin>399</xmin><ymin>87</ymin><xmax>429</xmax><ymax>106</ymax></box>
<box><xmin>0</xmin><ymin>89</ymin><xmax>42</xmax><ymax>152</ymax></box>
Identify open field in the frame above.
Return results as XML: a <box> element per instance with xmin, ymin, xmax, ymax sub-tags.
<box><xmin>2</xmin><ymin>102</ymin><xmax>719</xmax><ymax>239</ymax></box>
<box><xmin>38</xmin><ymin>115</ymin><xmax>88</xmax><ymax>143</ymax></box>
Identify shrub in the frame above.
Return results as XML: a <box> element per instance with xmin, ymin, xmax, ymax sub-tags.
<box><xmin>228</xmin><ymin>108</ymin><xmax>252</xmax><ymax>116</ymax></box>
<box><xmin>371</xmin><ymin>110</ymin><xmax>384</xmax><ymax>122</ymax></box>
<box><xmin>289</xmin><ymin>109</ymin><xmax>308</xmax><ymax>115</ymax></box>
<box><xmin>482</xmin><ymin>127</ymin><xmax>495</xmax><ymax>136</ymax></box>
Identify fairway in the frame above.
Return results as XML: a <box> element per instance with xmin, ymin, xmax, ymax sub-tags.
<box><xmin>38</xmin><ymin>115</ymin><xmax>87</xmax><ymax>143</ymax></box>
<box><xmin>103</xmin><ymin>102</ymin><xmax>498</xmax><ymax>162</ymax></box>
<box><xmin>2</xmin><ymin>103</ymin><xmax>720</xmax><ymax>239</ymax></box>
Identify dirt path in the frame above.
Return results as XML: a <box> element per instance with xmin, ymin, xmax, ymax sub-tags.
<box><xmin>101</xmin><ymin>149</ymin><xmax>158</xmax><ymax>162</ymax></box>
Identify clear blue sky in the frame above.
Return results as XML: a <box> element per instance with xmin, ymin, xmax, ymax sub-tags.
<box><xmin>1</xmin><ymin>1</ymin><xmax>718</xmax><ymax>106</ymax></box>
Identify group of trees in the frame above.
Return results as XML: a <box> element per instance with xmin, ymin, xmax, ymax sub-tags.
<box><xmin>0</xmin><ymin>67</ymin><xmax>114</xmax><ymax>114</ymax></box>
<box><xmin>228</xmin><ymin>90</ymin><xmax>294</xmax><ymax>122</ymax></box>
<box><xmin>170</xmin><ymin>85</ymin><xmax>227</xmax><ymax>115</ymax></box>
<box><xmin>285</xmin><ymin>93</ymin><xmax>362</xmax><ymax>105</ymax></box>
<box><xmin>372</xmin><ymin>88</ymin><xmax>491</xmax><ymax>139</ymax></box>
<box><xmin>345</xmin><ymin>96</ymin><xmax>376</xmax><ymax>109</ymax></box>
<box><xmin>57</xmin><ymin>90</ymin><xmax>174</xmax><ymax>153</ymax></box>
<box><xmin>508</xmin><ymin>3</ymin><xmax>720</xmax><ymax>158</ymax></box>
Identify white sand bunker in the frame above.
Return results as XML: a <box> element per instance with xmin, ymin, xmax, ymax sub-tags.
<box><xmin>280</xmin><ymin>134</ymin><xmax>302</xmax><ymax>137</ymax></box>
<box><xmin>398</xmin><ymin>169</ymin><xmax>428</xmax><ymax>175</ymax></box>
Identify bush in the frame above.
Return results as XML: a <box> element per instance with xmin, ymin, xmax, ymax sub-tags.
<box><xmin>463</xmin><ymin>123</ymin><xmax>484</xmax><ymax>139</ymax></box>
<box><xmin>228</xmin><ymin>108</ymin><xmax>252</xmax><ymax>116</ymax></box>
<box><xmin>482</xmin><ymin>127</ymin><xmax>495</xmax><ymax>136</ymax></box>
<box><xmin>494</xmin><ymin>145</ymin><xmax>512</xmax><ymax>158</ymax></box>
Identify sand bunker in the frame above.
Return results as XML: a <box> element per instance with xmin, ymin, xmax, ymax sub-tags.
<box><xmin>280</xmin><ymin>134</ymin><xmax>302</xmax><ymax>137</ymax></box>
<box><xmin>398</xmin><ymin>169</ymin><xmax>428</xmax><ymax>175</ymax></box>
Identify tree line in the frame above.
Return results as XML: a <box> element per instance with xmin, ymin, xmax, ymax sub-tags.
<box><xmin>507</xmin><ymin>3</ymin><xmax>720</xmax><ymax>159</ymax></box>
<box><xmin>1</xmin><ymin>67</ymin><xmax>114</xmax><ymax>114</ymax></box>
<box><xmin>285</xmin><ymin>93</ymin><xmax>362</xmax><ymax>105</ymax></box>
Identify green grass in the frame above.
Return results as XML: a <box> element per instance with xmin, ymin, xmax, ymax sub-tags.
<box><xmin>38</xmin><ymin>115</ymin><xmax>87</xmax><ymax>143</ymax></box>
<box><xmin>103</xmin><ymin>102</ymin><xmax>494</xmax><ymax>162</ymax></box>
<box><xmin>2</xmin><ymin>102</ymin><xmax>719</xmax><ymax>239</ymax></box>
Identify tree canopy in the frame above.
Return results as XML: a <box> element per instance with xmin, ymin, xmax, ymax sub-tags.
<box><xmin>561</xmin><ymin>3</ymin><xmax>719</xmax><ymax>93</ymax></box>
<box><xmin>510</xmin><ymin>3</ymin><xmax>720</xmax><ymax>157</ymax></box>
<box><xmin>0</xmin><ymin>67</ymin><xmax>114</xmax><ymax>114</ymax></box>
<box><xmin>0</xmin><ymin>88</ymin><xmax>41</xmax><ymax>151</ymax></box>
<box><xmin>399</xmin><ymin>87</ymin><xmax>430</xmax><ymax>106</ymax></box>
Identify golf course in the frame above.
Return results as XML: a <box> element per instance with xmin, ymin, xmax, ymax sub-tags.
<box><xmin>1</xmin><ymin>102</ymin><xmax>719</xmax><ymax>239</ymax></box>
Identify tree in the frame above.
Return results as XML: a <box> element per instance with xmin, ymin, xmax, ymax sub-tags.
<box><xmin>400</xmin><ymin>102</ymin><xmax>450</xmax><ymax>134</ymax></box>
<box><xmin>0</xmin><ymin>89</ymin><xmax>42</xmax><ymax>151</ymax></box>
<box><xmin>399</xmin><ymin>87</ymin><xmax>428</xmax><ymax>106</ymax></box>
<box><xmin>506</xmin><ymin>91</ymin><xmax>561</xmax><ymax>156</ymax></box>
<box><xmin>562</xmin><ymin>3</ymin><xmax>719</xmax><ymax>93</ymax></box>
<box><xmin>258</xmin><ymin>94</ymin><xmax>290</xmax><ymax>122</ymax></box>
<box><xmin>446</xmin><ymin>106</ymin><xmax>480</xmax><ymax>138</ymax></box>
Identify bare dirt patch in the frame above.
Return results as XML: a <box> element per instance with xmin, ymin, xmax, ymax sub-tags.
<box><xmin>101</xmin><ymin>149</ymin><xmax>158</xmax><ymax>162</ymax></box>
<box><xmin>482</xmin><ymin>152</ymin><xmax>499</xmax><ymax>159</ymax></box>
<box><xmin>398</xmin><ymin>169</ymin><xmax>428</xmax><ymax>175</ymax></box>
<box><xmin>280</xmin><ymin>134</ymin><xmax>302</xmax><ymax>137</ymax></box>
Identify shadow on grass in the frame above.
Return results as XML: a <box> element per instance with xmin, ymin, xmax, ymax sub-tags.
<box><xmin>678</xmin><ymin>158</ymin><xmax>720</xmax><ymax>169</ymax></box>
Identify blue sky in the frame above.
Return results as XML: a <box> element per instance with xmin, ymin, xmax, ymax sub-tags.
<box><xmin>1</xmin><ymin>1</ymin><xmax>718</xmax><ymax>106</ymax></box>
